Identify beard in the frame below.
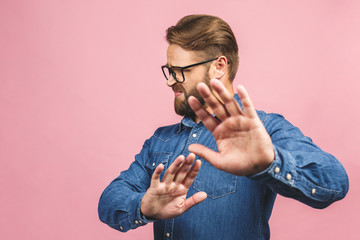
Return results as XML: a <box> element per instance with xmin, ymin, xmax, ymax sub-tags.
<box><xmin>173</xmin><ymin>74</ymin><xmax>211</xmax><ymax>119</ymax></box>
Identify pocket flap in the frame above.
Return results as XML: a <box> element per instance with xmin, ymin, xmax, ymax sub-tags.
<box><xmin>146</xmin><ymin>152</ymin><xmax>172</xmax><ymax>170</ymax></box>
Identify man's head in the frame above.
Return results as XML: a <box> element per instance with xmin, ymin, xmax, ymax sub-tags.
<box><xmin>163</xmin><ymin>14</ymin><xmax>239</xmax><ymax>118</ymax></box>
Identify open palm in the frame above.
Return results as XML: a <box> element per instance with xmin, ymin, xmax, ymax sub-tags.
<box><xmin>188</xmin><ymin>79</ymin><xmax>275</xmax><ymax>176</ymax></box>
<box><xmin>141</xmin><ymin>154</ymin><xmax>207</xmax><ymax>220</ymax></box>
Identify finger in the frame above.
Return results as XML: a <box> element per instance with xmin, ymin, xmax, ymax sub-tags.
<box><xmin>188</xmin><ymin>96</ymin><xmax>219</xmax><ymax>132</ymax></box>
<box><xmin>162</xmin><ymin>155</ymin><xmax>185</xmax><ymax>184</ymax></box>
<box><xmin>173</xmin><ymin>153</ymin><xmax>196</xmax><ymax>184</ymax></box>
<box><xmin>150</xmin><ymin>164</ymin><xmax>164</xmax><ymax>188</ymax></box>
<box><xmin>182</xmin><ymin>191</ymin><xmax>207</xmax><ymax>212</ymax></box>
<box><xmin>210</xmin><ymin>78</ymin><xmax>244</xmax><ymax>116</ymax></box>
<box><xmin>182</xmin><ymin>159</ymin><xmax>202</xmax><ymax>188</ymax></box>
<box><xmin>196</xmin><ymin>82</ymin><xmax>229</xmax><ymax>121</ymax></box>
<box><xmin>188</xmin><ymin>144</ymin><xmax>222</xmax><ymax>170</ymax></box>
<box><xmin>236</xmin><ymin>85</ymin><xmax>257</xmax><ymax>118</ymax></box>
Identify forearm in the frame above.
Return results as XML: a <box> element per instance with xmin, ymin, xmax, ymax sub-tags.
<box><xmin>251</xmin><ymin>145</ymin><xmax>349</xmax><ymax>208</ymax></box>
<box><xmin>249</xmin><ymin>112</ymin><xmax>349</xmax><ymax>208</ymax></box>
<box><xmin>98</xmin><ymin>180</ymin><xmax>152</xmax><ymax>232</ymax></box>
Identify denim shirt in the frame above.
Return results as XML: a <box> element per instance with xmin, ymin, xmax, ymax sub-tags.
<box><xmin>98</xmin><ymin>95</ymin><xmax>348</xmax><ymax>240</ymax></box>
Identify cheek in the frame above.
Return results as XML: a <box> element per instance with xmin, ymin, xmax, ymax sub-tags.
<box><xmin>183</xmin><ymin>83</ymin><xmax>196</xmax><ymax>96</ymax></box>
<box><xmin>182</xmin><ymin>68</ymin><xmax>209</xmax><ymax>92</ymax></box>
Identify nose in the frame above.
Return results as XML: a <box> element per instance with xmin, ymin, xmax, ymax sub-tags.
<box><xmin>166</xmin><ymin>74</ymin><xmax>177</xmax><ymax>87</ymax></box>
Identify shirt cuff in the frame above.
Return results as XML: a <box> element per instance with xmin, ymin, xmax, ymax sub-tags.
<box><xmin>107</xmin><ymin>192</ymin><xmax>149</xmax><ymax>232</ymax></box>
<box><xmin>249</xmin><ymin>145</ymin><xmax>297</xmax><ymax>186</ymax></box>
<box><xmin>137</xmin><ymin>194</ymin><xmax>157</xmax><ymax>223</ymax></box>
<box><xmin>131</xmin><ymin>192</ymin><xmax>156</xmax><ymax>227</ymax></box>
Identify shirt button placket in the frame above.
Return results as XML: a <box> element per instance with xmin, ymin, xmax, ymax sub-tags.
<box><xmin>164</xmin><ymin>219</ymin><xmax>174</xmax><ymax>240</ymax></box>
<box><xmin>184</xmin><ymin>127</ymin><xmax>201</xmax><ymax>157</ymax></box>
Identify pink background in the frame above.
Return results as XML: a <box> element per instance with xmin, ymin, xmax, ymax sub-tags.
<box><xmin>1</xmin><ymin>0</ymin><xmax>359</xmax><ymax>239</ymax></box>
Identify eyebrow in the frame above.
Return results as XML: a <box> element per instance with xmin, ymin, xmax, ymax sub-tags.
<box><xmin>163</xmin><ymin>64</ymin><xmax>183</xmax><ymax>68</ymax></box>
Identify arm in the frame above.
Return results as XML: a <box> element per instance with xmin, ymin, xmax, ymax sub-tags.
<box><xmin>98</xmin><ymin>139</ymin><xmax>206</xmax><ymax>232</ymax></box>
<box><xmin>251</xmin><ymin>113</ymin><xmax>349</xmax><ymax>208</ymax></box>
<box><xmin>188</xmin><ymin>78</ymin><xmax>348</xmax><ymax>208</ymax></box>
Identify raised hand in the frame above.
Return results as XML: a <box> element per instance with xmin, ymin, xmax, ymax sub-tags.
<box><xmin>140</xmin><ymin>153</ymin><xmax>207</xmax><ymax>220</ymax></box>
<box><xmin>188</xmin><ymin>78</ymin><xmax>275</xmax><ymax>176</ymax></box>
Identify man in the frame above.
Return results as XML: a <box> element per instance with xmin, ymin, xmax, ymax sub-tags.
<box><xmin>98</xmin><ymin>14</ymin><xmax>348</xmax><ymax>239</ymax></box>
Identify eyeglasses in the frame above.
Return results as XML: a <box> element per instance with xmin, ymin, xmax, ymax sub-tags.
<box><xmin>161</xmin><ymin>58</ymin><xmax>218</xmax><ymax>83</ymax></box>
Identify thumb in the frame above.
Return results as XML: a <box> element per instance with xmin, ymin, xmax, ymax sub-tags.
<box><xmin>183</xmin><ymin>191</ymin><xmax>207</xmax><ymax>212</ymax></box>
<box><xmin>188</xmin><ymin>144</ymin><xmax>221</xmax><ymax>169</ymax></box>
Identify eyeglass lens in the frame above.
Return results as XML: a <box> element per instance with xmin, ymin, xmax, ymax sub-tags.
<box><xmin>163</xmin><ymin>67</ymin><xmax>183</xmax><ymax>82</ymax></box>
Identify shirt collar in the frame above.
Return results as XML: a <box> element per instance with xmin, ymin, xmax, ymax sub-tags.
<box><xmin>180</xmin><ymin>117</ymin><xmax>197</xmax><ymax>128</ymax></box>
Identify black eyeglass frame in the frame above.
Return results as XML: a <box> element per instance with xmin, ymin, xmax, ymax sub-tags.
<box><xmin>161</xmin><ymin>57</ymin><xmax>219</xmax><ymax>83</ymax></box>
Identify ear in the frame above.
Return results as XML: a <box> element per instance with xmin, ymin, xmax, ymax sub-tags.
<box><xmin>212</xmin><ymin>56</ymin><xmax>228</xmax><ymax>80</ymax></box>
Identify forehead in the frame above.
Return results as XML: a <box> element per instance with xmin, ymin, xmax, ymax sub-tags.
<box><xmin>166</xmin><ymin>44</ymin><xmax>201</xmax><ymax>66</ymax></box>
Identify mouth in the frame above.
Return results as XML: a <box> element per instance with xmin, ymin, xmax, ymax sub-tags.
<box><xmin>174</xmin><ymin>90</ymin><xmax>183</xmax><ymax>97</ymax></box>
<box><xmin>172</xmin><ymin>85</ymin><xmax>184</xmax><ymax>97</ymax></box>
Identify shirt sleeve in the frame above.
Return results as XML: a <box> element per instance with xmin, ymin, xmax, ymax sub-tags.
<box><xmin>250</xmin><ymin>113</ymin><xmax>349</xmax><ymax>209</ymax></box>
<box><xmin>98</xmin><ymin>137</ymin><xmax>156</xmax><ymax>232</ymax></box>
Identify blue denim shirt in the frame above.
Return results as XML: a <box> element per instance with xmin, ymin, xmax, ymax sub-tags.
<box><xmin>98</xmin><ymin>95</ymin><xmax>348</xmax><ymax>240</ymax></box>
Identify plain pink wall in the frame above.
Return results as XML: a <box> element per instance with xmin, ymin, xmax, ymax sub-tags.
<box><xmin>1</xmin><ymin>0</ymin><xmax>359</xmax><ymax>239</ymax></box>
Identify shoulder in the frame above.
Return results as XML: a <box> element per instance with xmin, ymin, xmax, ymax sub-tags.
<box><xmin>234</xmin><ymin>94</ymin><xmax>287</xmax><ymax>126</ymax></box>
<box><xmin>256</xmin><ymin>109</ymin><xmax>298</xmax><ymax>131</ymax></box>
<box><xmin>256</xmin><ymin>109</ymin><xmax>308</xmax><ymax>140</ymax></box>
<box><xmin>139</xmin><ymin>122</ymin><xmax>182</xmax><ymax>154</ymax></box>
<box><xmin>152</xmin><ymin>122</ymin><xmax>182</xmax><ymax>142</ymax></box>
<box><xmin>256</xmin><ymin>110</ymin><xmax>285</xmax><ymax>125</ymax></box>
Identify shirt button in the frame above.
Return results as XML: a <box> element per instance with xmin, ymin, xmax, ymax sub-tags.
<box><xmin>135</xmin><ymin>220</ymin><xmax>139</xmax><ymax>224</ymax></box>
<box><xmin>274</xmin><ymin>167</ymin><xmax>280</xmax><ymax>174</ymax></box>
<box><xmin>192</xmin><ymin>133</ymin><xmax>197</xmax><ymax>138</ymax></box>
<box><xmin>311</xmin><ymin>188</ymin><xmax>316</xmax><ymax>195</ymax></box>
<box><xmin>286</xmin><ymin>173</ymin><xmax>292</xmax><ymax>181</ymax></box>
<box><xmin>152</xmin><ymin>162</ymin><xmax>155</xmax><ymax>167</ymax></box>
<box><xmin>120</xmin><ymin>226</ymin><xmax>123</xmax><ymax>230</ymax></box>
<box><xmin>139</xmin><ymin>220</ymin><xmax>143</xmax><ymax>224</ymax></box>
<box><xmin>166</xmin><ymin>233</ymin><xmax>171</xmax><ymax>238</ymax></box>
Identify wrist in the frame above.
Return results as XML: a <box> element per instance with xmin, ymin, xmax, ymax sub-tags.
<box><xmin>248</xmin><ymin>147</ymin><xmax>275</xmax><ymax>176</ymax></box>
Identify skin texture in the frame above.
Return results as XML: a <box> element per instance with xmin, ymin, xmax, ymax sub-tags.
<box><xmin>140</xmin><ymin>44</ymin><xmax>275</xmax><ymax>219</ymax></box>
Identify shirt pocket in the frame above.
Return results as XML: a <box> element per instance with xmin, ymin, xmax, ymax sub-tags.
<box><xmin>193</xmin><ymin>147</ymin><xmax>237</xmax><ymax>199</ymax></box>
<box><xmin>145</xmin><ymin>152</ymin><xmax>172</xmax><ymax>177</ymax></box>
